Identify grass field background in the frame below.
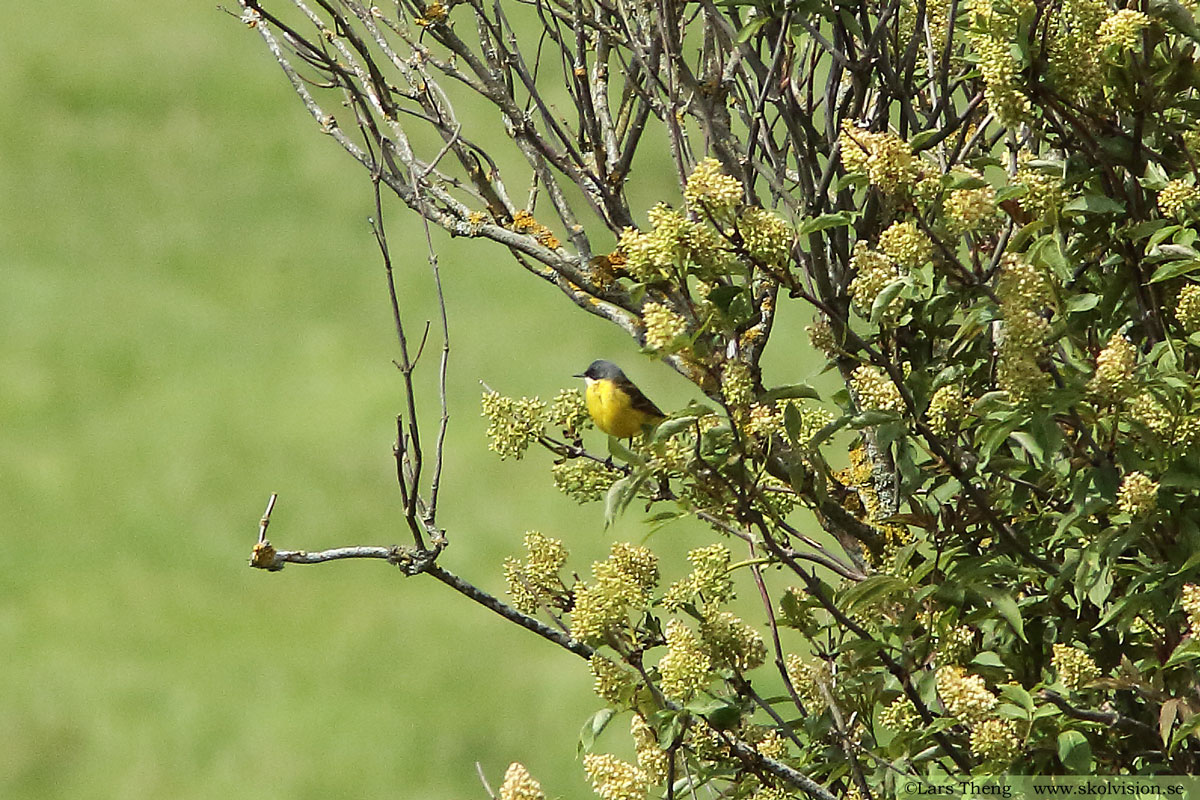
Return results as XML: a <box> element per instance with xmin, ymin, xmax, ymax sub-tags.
<box><xmin>1</xmin><ymin>4</ymin><xmax>825</xmax><ymax>798</ymax></box>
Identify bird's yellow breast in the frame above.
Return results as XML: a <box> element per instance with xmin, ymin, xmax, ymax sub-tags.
<box><xmin>586</xmin><ymin>379</ymin><xmax>651</xmax><ymax>438</ymax></box>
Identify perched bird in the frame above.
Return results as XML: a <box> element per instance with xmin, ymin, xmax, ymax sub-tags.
<box><xmin>575</xmin><ymin>360</ymin><xmax>666</xmax><ymax>439</ymax></box>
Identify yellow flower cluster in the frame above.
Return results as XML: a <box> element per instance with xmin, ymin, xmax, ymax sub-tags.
<box><xmin>880</xmin><ymin>695</ymin><xmax>920</xmax><ymax>732</ymax></box>
<box><xmin>1045</xmin><ymin>0</ymin><xmax>1107</xmax><ymax>101</ymax></box>
<box><xmin>740</xmin><ymin>206</ymin><xmax>795</xmax><ymax>267</ymax></box>
<box><xmin>552</xmin><ymin>459</ymin><xmax>624</xmax><ymax>503</ymax></box>
<box><xmin>550</xmin><ymin>388</ymin><xmax>590</xmax><ymax>435</ymax></box>
<box><xmin>747</xmin><ymin>726</ymin><xmax>787</xmax><ymax>759</ymax></box>
<box><xmin>1089</xmin><ymin>332</ymin><xmax>1137</xmax><ymax>402</ymax></box>
<box><xmin>643</xmin><ymin>302</ymin><xmax>689</xmax><ymax>352</ymax></box>
<box><xmin>927</xmin><ymin>384</ymin><xmax>972</xmax><ymax>435</ymax></box>
<box><xmin>1098</xmin><ymin>9</ymin><xmax>1150</xmax><ymax>51</ymax></box>
<box><xmin>849</xmin><ymin>242</ymin><xmax>904</xmax><ymax>324</ymax></box>
<box><xmin>838</xmin><ymin>120</ymin><xmax>919</xmax><ymax>193</ymax></box>
<box><xmin>785</xmin><ymin>654</ymin><xmax>832</xmax><ymax>714</ymax></box>
<box><xmin>582</xmin><ymin>753</ymin><xmax>649</xmax><ymax>800</ymax></box>
<box><xmin>499</xmin><ymin>763</ymin><xmax>545</xmax><ymax>800</ymax></box>
<box><xmin>618</xmin><ymin>205</ymin><xmax>689</xmax><ymax>283</ymax></box>
<box><xmin>879</xmin><ymin>220</ymin><xmax>933</xmax><ymax>269</ymax></box>
<box><xmin>630</xmin><ymin>716</ymin><xmax>672</xmax><ymax>783</ymax></box>
<box><xmin>503</xmin><ymin>531</ymin><xmax>568</xmax><ymax>613</ymax></box>
<box><xmin>1176</xmin><ymin>284</ymin><xmax>1200</xmax><ymax>331</ymax></box>
<box><xmin>745</xmin><ymin>403</ymin><xmax>785</xmax><ymax>440</ymax></box>
<box><xmin>1158</xmin><ymin>180</ymin><xmax>1200</xmax><ymax>219</ymax></box>
<box><xmin>721</xmin><ymin>360</ymin><xmax>756</xmax><ymax>409</ymax></box>
<box><xmin>1052</xmin><ymin>643</ymin><xmax>1101</xmax><ymax>690</ymax></box>
<box><xmin>807</xmin><ymin>315</ymin><xmax>837</xmax><ymax>358</ymax></box>
<box><xmin>969</xmin><ymin>718</ymin><xmax>1022</xmax><ymax>763</ymax></box>
<box><xmin>1116</xmin><ymin>471</ymin><xmax>1158</xmax><ymax>516</ymax></box>
<box><xmin>482</xmin><ymin>390</ymin><xmax>547</xmax><ymax>460</ymax></box>
<box><xmin>1016</xmin><ymin>166</ymin><xmax>1065</xmax><ymax>222</ymax></box>
<box><xmin>937</xmin><ymin>665</ymin><xmax>997</xmax><ymax>725</ymax></box>
<box><xmin>1128</xmin><ymin>392</ymin><xmax>1173</xmax><ymax>439</ymax></box>
<box><xmin>995</xmin><ymin>255</ymin><xmax>1053</xmax><ymax>403</ymax></box>
<box><xmin>945</xmin><ymin>178</ymin><xmax>998</xmax><ymax>234</ymax></box>
<box><xmin>935</xmin><ymin>621</ymin><xmax>976</xmax><ymax>665</ymax></box>
<box><xmin>663</xmin><ymin>544</ymin><xmax>735</xmax><ymax>611</ymax></box>
<box><xmin>700</xmin><ymin>611</ymin><xmax>767</xmax><ymax>672</ymax></box>
<box><xmin>590</xmin><ymin>654</ymin><xmax>637</xmax><ymax>705</ymax></box>
<box><xmin>970</xmin><ymin>15</ymin><xmax>1032</xmax><ymax>124</ymax></box>
<box><xmin>851</xmin><ymin>365</ymin><xmax>906</xmax><ymax>414</ymax></box>
<box><xmin>571</xmin><ymin>543</ymin><xmax>659</xmax><ymax>644</ymax></box>
<box><xmin>1182</xmin><ymin>584</ymin><xmax>1200</xmax><ymax>632</ymax></box>
<box><xmin>684</xmin><ymin>157</ymin><xmax>744</xmax><ymax>213</ymax></box>
<box><xmin>659</xmin><ymin>619</ymin><xmax>713</xmax><ymax>701</ymax></box>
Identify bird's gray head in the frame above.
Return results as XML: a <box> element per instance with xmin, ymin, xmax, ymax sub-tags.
<box><xmin>575</xmin><ymin>359</ymin><xmax>625</xmax><ymax>382</ymax></box>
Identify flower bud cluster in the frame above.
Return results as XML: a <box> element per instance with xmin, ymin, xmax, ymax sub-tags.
<box><xmin>927</xmin><ymin>384</ymin><xmax>972</xmax><ymax>435</ymax></box>
<box><xmin>663</xmin><ymin>544</ymin><xmax>734</xmax><ymax>611</ymax></box>
<box><xmin>643</xmin><ymin>302</ymin><xmax>689</xmax><ymax>352</ymax></box>
<box><xmin>699</xmin><ymin>611</ymin><xmax>767</xmax><ymax>672</ymax></box>
<box><xmin>1052</xmin><ymin>643</ymin><xmax>1101</xmax><ymax>690</ymax></box>
<box><xmin>1089</xmin><ymin>332</ymin><xmax>1137</xmax><ymax>402</ymax></box>
<box><xmin>838</xmin><ymin>120</ymin><xmax>919</xmax><ymax>193</ymax></box>
<box><xmin>1182</xmin><ymin>584</ymin><xmax>1200</xmax><ymax>633</ymax></box>
<box><xmin>552</xmin><ymin>460</ymin><xmax>624</xmax><ymax>503</ymax></box>
<box><xmin>1098</xmin><ymin>9</ymin><xmax>1150</xmax><ymax>51</ymax></box>
<box><xmin>1158</xmin><ymin>180</ymin><xmax>1200</xmax><ymax>219</ymax></box>
<box><xmin>571</xmin><ymin>543</ymin><xmax>659</xmax><ymax>644</ymax></box>
<box><xmin>785</xmin><ymin>654</ymin><xmax>832</xmax><ymax>714</ymax></box>
<box><xmin>995</xmin><ymin>255</ymin><xmax>1054</xmax><ymax>403</ymax></box>
<box><xmin>1176</xmin><ymin>284</ymin><xmax>1200</xmax><ymax>332</ymax></box>
<box><xmin>658</xmin><ymin>618</ymin><xmax>713</xmax><ymax>701</ymax></box>
<box><xmin>937</xmin><ymin>665</ymin><xmax>997</xmax><ymax>724</ymax></box>
<box><xmin>500</xmin><ymin>763</ymin><xmax>545</xmax><ymax>800</ymax></box>
<box><xmin>590</xmin><ymin>654</ymin><xmax>637</xmax><ymax>705</ymax></box>
<box><xmin>851</xmin><ymin>366</ymin><xmax>906</xmax><ymax>414</ymax></box>
<box><xmin>583</xmin><ymin>753</ymin><xmax>649</xmax><ymax>800</ymax></box>
<box><xmin>969</xmin><ymin>717</ymin><xmax>1021</xmax><ymax>763</ymax></box>
<box><xmin>482</xmin><ymin>390</ymin><xmax>547</xmax><ymax>460</ymax></box>
<box><xmin>849</xmin><ymin>242</ymin><xmax>905</xmax><ymax>324</ymax></box>
<box><xmin>503</xmin><ymin>531</ymin><xmax>569</xmax><ymax>613</ymax></box>
<box><xmin>1116</xmin><ymin>471</ymin><xmax>1158</xmax><ymax>516</ymax></box>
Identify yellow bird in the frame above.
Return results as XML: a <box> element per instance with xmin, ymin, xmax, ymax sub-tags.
<box><xmin>575</xmin><ymin>360</ymin><xmax>667</xmax><ymax>439</ymax></box>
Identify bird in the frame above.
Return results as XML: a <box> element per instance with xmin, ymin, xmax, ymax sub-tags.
<box><xmin>575</xmin><ymin>360</ymin><xmax>666</xmax><ymax>439</ymax></box>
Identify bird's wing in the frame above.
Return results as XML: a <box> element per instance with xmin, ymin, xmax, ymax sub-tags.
<box><xmin>621</xmin><ymin>378</ymin><xmax>666</xmax><ymax>419</ymax></box>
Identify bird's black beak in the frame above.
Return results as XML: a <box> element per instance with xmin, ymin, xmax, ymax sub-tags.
<box><xmin>573</xmin><ymin>372</ymin><xmax>585</xmax><ymax>378</ymax></box>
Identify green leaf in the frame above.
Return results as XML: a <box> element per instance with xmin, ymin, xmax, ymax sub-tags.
<box><xmin>1057</xmin><ymin>730</ymin><xmax>1093</xmax><ymax>773</ymax></box>
<box><xmin>999</xmin><ymin>683</ymin><xmax>1035</xmax><ymax>714</ymax></box>
<box><xmin>578</xmin><ymin>708</ymin><xmax>615</xmax><ymax>754</ymax></box>
<box><xmin>1170</xmin><ymin>709</ymin><xmax>1200</xmax><ymax>752</ymax></box>
<box><xmin>1165</xmin><ymin>637</ymin><xmax>1200</xmax><ymax>668</ymax></box>
<box><xmin>994</xmin><ymin>184</ymin><xmax>1028</xmax><ymax>204</ymax></box>
<box><xmin>798</xmin><ymin>212</ymin><xmax>854</xmax><ymax>234</ymax></box>
<box><xmin>707</xmin><ymin>285</ymin><xmax>744</xmax><ymax>313</ymax></box>
<box><xmin>1160</xmin><ymin>698</ymin><xmax>1184</xmax><ymax>747</ymax></box>
<box><xmin>947</xmin><ymin>173</ymin><xmax>990</xmax><ymax>190</ymax></box>
<box><xmin>1149</xmin><ymin>258</ymin><xmax>1200</xmax><ymax>284</ymax></box>
<box><xmin>850</xmin><ymin>409</ymin><xmax>903</xmax><ymax>427</ymax></box>
<box><xmin>1009</xmin><ymin>431</ymin><xmax>1045</xmax><ymax>466</ymax></box>
<box><xmin>1063</xmin><ymin>195</ymin><xmax>1126</xmax><ymax>215</ymax></box>
<box><xmin>971</xmin><ymin>650</ymin><xmax>1007</xmax><ymax>669</ymax></box>
<box><xmin>839</xmin><ymin>574</ymin><xmax>909</xmax><ymax>614</ymax></box>
<box><xmin>977</xmin><ymin>588</ymin><xmax>1027</xmax><ymax>642</ymax></box>
<box><xmin>1150</xmin><ymin>0</ymin><xmax>1200</xmax><ymax>44</ymax></box>
<box><xmin>735</xmin><ymin>15</ymin><xmax>768</xmax><ymax>42</ymax></box>
<box><xmin>1064</xmin><ymin>293</ymin><xmax>1100</xmax><ymax>314</ymax></box>
<box><xmin>604</xmin><ymin>472</ymin><xmax>646</xmax><ymax>527</ymax></box>
<box><xmin>762</xmin><ymin>383</ymin><xmax>821</xmax><ymax>402</ymax></box>
<box><xmin>869</xmin><ymin>278</ymin><xmax>908</xmax><ymax>324</ymax></box>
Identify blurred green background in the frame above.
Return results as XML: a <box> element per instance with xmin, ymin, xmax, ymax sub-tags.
<box><xmin>1</xmin><ymin>3</ymin><xmax>823</xmax><ymax>799</ymax></box>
